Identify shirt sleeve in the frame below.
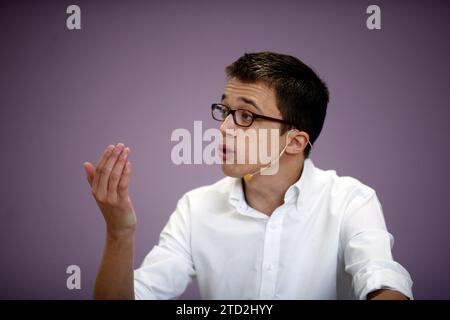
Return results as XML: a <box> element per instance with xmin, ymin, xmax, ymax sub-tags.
<box><xmin>340</xmin><ymin>189</ymin><xmax>413</xmax><ymax>300</ymax></box>
<box><xmin>134</xmin><ymin>194</ymin><xmax>195</xmax><ymax>299</ymax></box>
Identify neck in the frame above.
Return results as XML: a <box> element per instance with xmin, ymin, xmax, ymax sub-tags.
<box><xmin>243</xmin><ymin>157</ymin><xmax>305</xmax><ymax>216</ymax></box>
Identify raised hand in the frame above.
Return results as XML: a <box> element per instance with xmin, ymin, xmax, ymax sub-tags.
<box><xmin>83</xmin><ymin>143</ymin><xmax>137</xmax><ymax>237</ymax></box>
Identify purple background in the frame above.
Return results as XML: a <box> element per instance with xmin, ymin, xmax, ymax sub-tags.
<box><xmin>1</xmin><ymin>0</ymin><xmax>449</xmax><ymax>299</ymax></box>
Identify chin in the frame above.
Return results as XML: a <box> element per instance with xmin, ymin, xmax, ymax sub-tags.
<box><xmin>220</xmin><ymin>163</ymin><xmax>258</xmax><ymax>178</ymax></box>
<box><xmin>220</xmin><ymin>164</ymin><xmax>242</xmax><ymax>178</ymax></box>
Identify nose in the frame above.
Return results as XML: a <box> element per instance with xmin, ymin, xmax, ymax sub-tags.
<box><xmin>219</xmin><ymin>113</ymin><xmax>239</xmax><ymax>135</ymax></box>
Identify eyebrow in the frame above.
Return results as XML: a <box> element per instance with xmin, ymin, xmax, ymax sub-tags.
<box><xmin>221</xmin><ymin>93</ymin><xmax>262</xmax><ymax>113</ymax></box>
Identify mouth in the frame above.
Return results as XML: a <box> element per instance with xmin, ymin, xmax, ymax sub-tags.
<box><xmin>218</xmin><ymin>144</ymin><xmax>234</xmax><ymax>161</ymax></box>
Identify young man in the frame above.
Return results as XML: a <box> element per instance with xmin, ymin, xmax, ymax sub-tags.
<box><xmin>83</xmin><ymin>51</ymin><xmax>413</xmax><ymax>300</ymax></box>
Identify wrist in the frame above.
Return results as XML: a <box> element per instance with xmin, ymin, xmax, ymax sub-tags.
<box><xmin>106</xmin><ymin>227</ymin><xmax>135</xmax><ymax>242</ymax></box>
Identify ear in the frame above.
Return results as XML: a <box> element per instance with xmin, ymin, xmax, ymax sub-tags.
<box><xmin>285</xmin><ymin>130</ymin><xmax>310</xmax><ymax>155</ymax></box>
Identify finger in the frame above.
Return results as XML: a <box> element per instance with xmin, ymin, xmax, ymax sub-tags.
<box><xmin>83</xmin><ymin>162</ymin><xmax>95</xmax><ymax>186</ymax></box>
<box><xmin>97</xmin><ymin>143</ymin><xmax>125</xmax><ymax>200</ymax></box>
<box><xmin>108</xmin><ymin>147</ymin><xmax>130</xmax><ymax>198</ymax></box>
<box><xmin>118</xmin><ymin>160</ymin><xmax>132</xmax><ymax>200</ymax></box>
<box><xmin>92</xmin><ymin>144</ymin><xmax>115</xmax><ymax>193</ymax></box>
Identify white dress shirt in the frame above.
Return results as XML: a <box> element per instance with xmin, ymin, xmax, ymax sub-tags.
<box><xmin>134</xmin><ymin>158</ymin><xmax>413</xmax><ymax>300</ymax></box>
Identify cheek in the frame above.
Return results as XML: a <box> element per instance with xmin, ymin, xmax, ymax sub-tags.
<box><xmin>256</xmin><ymin>129</ymin><xmax>282</xmax><ymax>160</ymax></box>
<box><xmin>236</xmin><ymin>138</ymin><xmax>258</xmax><ymax>164</ymax></box>
<box><xmin>266</xmin><ymin>136</ymin><xmax>280</xmax><ymax>156</ymax></box>
<box><xmin>232</xmin><ymin>130</ymin><xmax>281</xmax><ymax>164</ymax></box>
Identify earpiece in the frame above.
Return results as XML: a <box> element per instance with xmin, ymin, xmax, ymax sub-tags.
<box><xmin>243</xmin><ymin>129</ymin><xmax>313</xmax><ymax>183</ymax></box>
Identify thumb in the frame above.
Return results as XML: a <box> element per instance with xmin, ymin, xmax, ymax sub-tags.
<box><xmin>83</xmin><ymin>162</ymin><xmax>95</xmax><ymax>186</ymax></box>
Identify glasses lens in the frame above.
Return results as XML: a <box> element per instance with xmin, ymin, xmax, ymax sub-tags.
<box><xmin>235</xmin><ymin>109</ymin><xmax>254</xmax><ymax>126</ymax></box>
<box><xmin>212</xmin><ymin>104</ymin><xmax>228</xmax><ymax>121</ymax></box>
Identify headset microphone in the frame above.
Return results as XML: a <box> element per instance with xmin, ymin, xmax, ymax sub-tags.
<box><xmin>243</xmin><ymin>130</ymin><xmax>313</xmax><ymax>183</ymax></box>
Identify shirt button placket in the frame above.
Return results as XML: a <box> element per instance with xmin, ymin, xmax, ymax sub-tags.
<box><xmin>259</xmin><ymin>208</ymin><xmax>284</xmax><ymax>299</ymax></box>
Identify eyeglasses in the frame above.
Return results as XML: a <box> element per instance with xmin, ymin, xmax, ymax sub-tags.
<box><xmin>211</xmin><ymin>103</ymin><xmax>294</xmax><ymax>128</ymax></box>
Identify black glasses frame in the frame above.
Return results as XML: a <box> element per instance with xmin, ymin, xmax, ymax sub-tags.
<box><xmin>211</xmin><ymin>103</ymin><xmax>294</xmax><ymax>128</ymax></box>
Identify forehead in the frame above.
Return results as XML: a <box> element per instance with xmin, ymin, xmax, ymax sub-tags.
<box><xmin>222</xmin><ymin>78</ymin><xmax>276</xmax><ymax>105</ymax></box>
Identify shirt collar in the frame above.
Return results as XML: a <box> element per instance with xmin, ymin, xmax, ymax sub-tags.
<box><xmin>293</xmin><ymin>157</ymin><xmax>316</xmax><ymax>209</ymax></box>
<box><xmin>228</xmin><ymin>158</ymin><xmax>319</xmax><ymax>217</ymax></box>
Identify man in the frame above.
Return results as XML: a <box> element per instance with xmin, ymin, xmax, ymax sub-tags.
<box><xmin>83</xmin><ymin>51</ymin><xmax>413</xmax><ymax>300</ymax></box>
